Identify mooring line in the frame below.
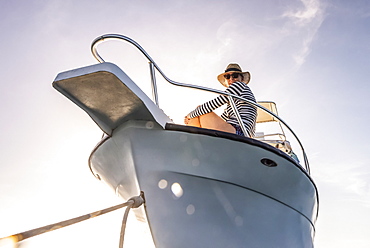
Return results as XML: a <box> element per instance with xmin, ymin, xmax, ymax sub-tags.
<box><xmin>0</xmin><ymin>192</ymin><xmax>145</xmax><ymax>248</ymax></box>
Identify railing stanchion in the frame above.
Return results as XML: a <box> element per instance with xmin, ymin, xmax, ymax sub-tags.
<box><xmin>228</xmin><ymin>96</ymin><xmax>249</xmax><ymax>137</ymax></box>
<box><xmin>149</xmin><ymin>62</ymin><xmax>159</xmax><ymax>106</ymax></box>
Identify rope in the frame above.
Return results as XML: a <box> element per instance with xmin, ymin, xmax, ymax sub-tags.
<box><xmin>119</xmin><ymin>193</ymin><xmax>145</xmax><ymax>248</ymax></box>
<box><xmin>0</xmin><ymin>191</ymin><xmax>145</xmax><ymax>247</ymax></box>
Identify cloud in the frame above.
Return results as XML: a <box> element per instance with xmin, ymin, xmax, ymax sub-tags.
<box><xmin>314</xmin><ymin>158</ymin><xmax>370</xmax><ymax>207</ymax></box>
<box><xmin>209</xmin><ymin>0</ymin><xmax>327</xmax><ymax>90</ymax></box>
<box><xmin>281</xmin><ymin>0</ymin><xmax>326</xmax><ymax>66</ymax></box>
<box><xmin>283</xmin><ymin>0</ymin><xmax>323</xmax><ymax>25</ymax></box>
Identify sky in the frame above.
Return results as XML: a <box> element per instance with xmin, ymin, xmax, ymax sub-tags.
<box><xmin>0</xmin><ymin>0</ymin><xmax>370</xmax><ymax>247</ymax></box>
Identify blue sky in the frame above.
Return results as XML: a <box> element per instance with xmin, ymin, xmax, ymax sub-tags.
<box><xmin>1</xmin><ymin>0</ymin><xmax>370</xmax><ymax>247</ymax></box>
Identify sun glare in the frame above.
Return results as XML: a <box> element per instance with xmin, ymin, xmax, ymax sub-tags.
<box><xmin>0</xmin><ymin>236</ymin><xmax>17</xmax><ymax>248</ymax></box>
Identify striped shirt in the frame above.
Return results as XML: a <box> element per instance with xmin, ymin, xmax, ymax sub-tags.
<box><xmin>188</xmin><ymin>81</ymin><xmax>257</xmax><ymax>137</ymax></box>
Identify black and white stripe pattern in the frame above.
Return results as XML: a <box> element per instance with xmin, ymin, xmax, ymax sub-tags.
<box><xmin>188</xmin><ymin>81</ymin><xmax>257</xmax><ymax>137</ymax></box>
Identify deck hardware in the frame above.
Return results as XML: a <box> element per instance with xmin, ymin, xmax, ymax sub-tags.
<box><xmin>261</xmin><ymin>158</ymin><xmax>277</xmax><ymax>167</ymax></box>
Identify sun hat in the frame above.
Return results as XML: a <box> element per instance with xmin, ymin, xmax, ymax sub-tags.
<box><xmin>217</xmin><ymin>63</ymin><xmax>250</xmax><ymax>87</ymax></box>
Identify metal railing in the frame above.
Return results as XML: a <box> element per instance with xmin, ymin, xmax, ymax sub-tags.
<box><xmin>90</xmin><ymin>34</ymin><xmax>310</xmax><ymax>174</ymax></box>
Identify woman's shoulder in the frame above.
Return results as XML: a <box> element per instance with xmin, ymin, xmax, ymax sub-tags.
<box><xmin>228</xmin><ymin>81</ymin><xmax>249</xmax><ymax>91</ymax></box>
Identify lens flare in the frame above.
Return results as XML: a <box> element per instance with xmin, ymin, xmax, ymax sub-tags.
<box><xmin>171</xmin><ymin>182</ymin><xmax>183</xmax><ymax>198</ymax></box>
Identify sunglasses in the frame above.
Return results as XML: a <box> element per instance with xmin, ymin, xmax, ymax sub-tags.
<box><xmin>224</xmin><ymin>73</ymin><xmax>240</xmax><ymax>79</ymax></box>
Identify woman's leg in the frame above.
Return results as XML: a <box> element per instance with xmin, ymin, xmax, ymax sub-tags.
<box><xmin>187</xmin><ymin>116</ymin><xmax>201</xmax><ymax>127</ymax></box>
<box><xmin>187</xmin><ymin>112</ymin><xmax>235</xmax><ymax>134</ymax></box>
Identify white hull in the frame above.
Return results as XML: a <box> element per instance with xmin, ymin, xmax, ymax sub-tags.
<box><xmin>53</xmin><ymin>62</ymin><xmax>318</xmax><ymax>248</ymax></box>
<box><xmin>90</xmin><ymin>121</ymin><xmax>317</xmax><ymax>248</ymax></box>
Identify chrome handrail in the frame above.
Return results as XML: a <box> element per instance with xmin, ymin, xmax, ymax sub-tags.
<box><xmin>90</xmin><ymin>34</ymin><xmax>310</xmax><ymax>174</ymax></box>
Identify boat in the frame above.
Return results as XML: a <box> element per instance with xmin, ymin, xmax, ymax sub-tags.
<box><xmin>52</xmin><ymin>34</ymin><xmax>318</xmax><ymax>247</ymax></box>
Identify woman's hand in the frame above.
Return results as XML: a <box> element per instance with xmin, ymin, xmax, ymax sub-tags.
<box><xmin>184</xmin><ymin>115</ymin><xmax>191</xmax><ymax>124</ymax></box>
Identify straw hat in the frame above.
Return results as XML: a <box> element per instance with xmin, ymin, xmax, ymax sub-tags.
<box><xmin>217</xmin><ymin>63</ymin><xmax>250</xmax><ymax>87</ymax></box>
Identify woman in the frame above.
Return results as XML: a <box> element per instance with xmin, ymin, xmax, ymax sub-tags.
<box><xmin>184</xmin><ymin>63</ymin><xmax>257</xmax><ymax>137</ymax></box>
